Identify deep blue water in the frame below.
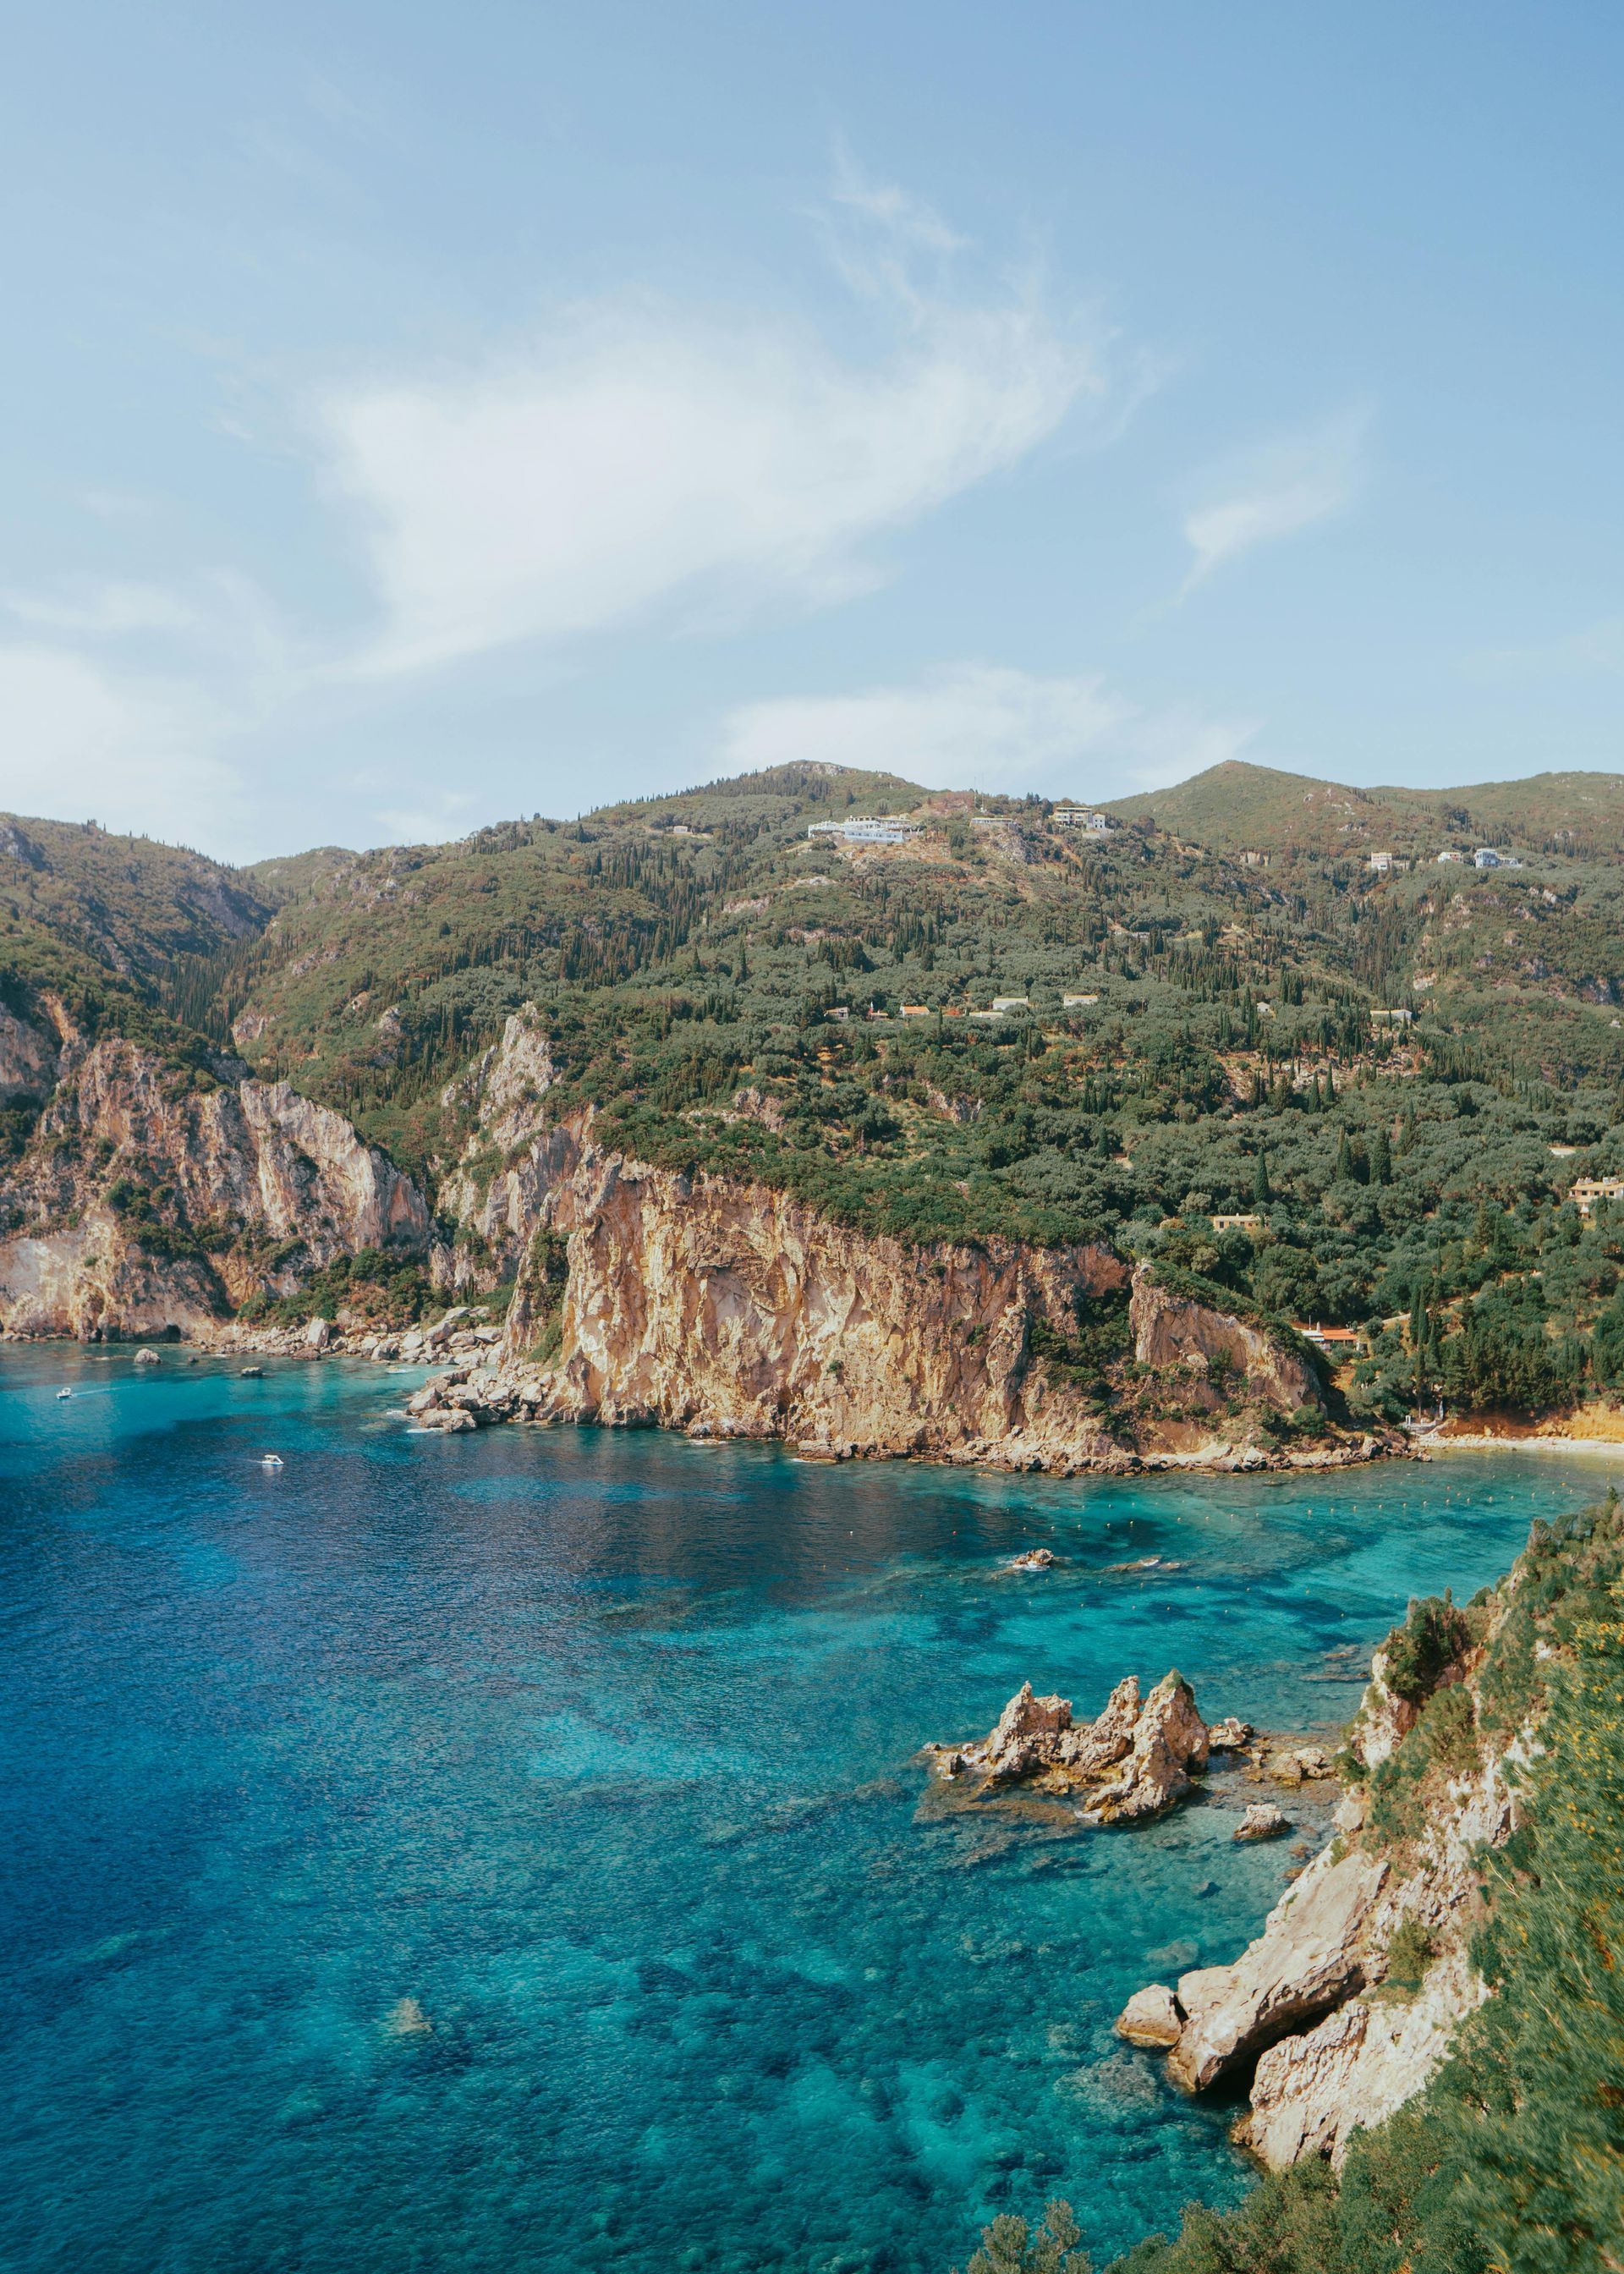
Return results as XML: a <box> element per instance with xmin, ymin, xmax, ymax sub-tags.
<box><xmin>3</xmin><ymin>1346</ymin><xmax>1616</xmax><ymax>2274</ymax></box>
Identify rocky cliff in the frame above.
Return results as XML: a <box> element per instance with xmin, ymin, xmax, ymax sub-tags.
<box><xmin>0</xmin><ymin>995</ymin><xmax>430</xmax><ymax>1339</ymax></box>
<box><xmin>396</xmin><ymin>1003</ymin><xmax>1385</xmax><ymax>1473</ymax></box>
<box><xmin>1121</xmin><ymin>1568</ymin><xmax>1534</xmax><ymax>2168</ymax></box>
<box><xmin>0</xmin><ymin>988</ymin><xmax>1383</xmax><ymax>1473</ymax></box>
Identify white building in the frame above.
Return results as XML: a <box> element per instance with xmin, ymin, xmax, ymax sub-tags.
<box><xmin>990</xmin><ymin>995</ymin><xmax>1029</xmax><ymax>1013</ymax></box>
<box><xmin>806</xmin><ymin>815</ymin><xmax>920</xmax><ymax>846</ymax></box>
<box><xmin>1054</xmin><ymin>808</ymin><xmax>1112</xmax><ymax>832</ymax></box>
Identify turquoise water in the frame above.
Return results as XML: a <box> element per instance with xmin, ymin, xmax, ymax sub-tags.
<box><xmin>3</xmin><ymin>1348</ymin><xmax>1613</xmax><ymax>2274</ymax></box>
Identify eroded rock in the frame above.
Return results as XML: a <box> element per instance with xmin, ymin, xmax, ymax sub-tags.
<box><xmin>929</xmin><ymin>1671</ymin><xmax>1211</xmax><ymax>1822</ymax></box>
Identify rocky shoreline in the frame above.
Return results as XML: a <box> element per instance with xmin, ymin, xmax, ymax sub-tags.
<box><xmin>1107</xmin><ymin>1581</ymin><xmax>1523</xmax><ymax>2171</ymax></box>
<box><xmin>1</xmin><ymin>1300</ymin><xmax>1409</xmax><ymax>1475</ymax></box>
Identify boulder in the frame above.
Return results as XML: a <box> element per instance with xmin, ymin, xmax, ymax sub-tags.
<box><xmin>1166</xmin><ymin>1849</ymin><xmax>1386</xmax><ymax>2090</ymax></box>
<box><xmin>1235</xmin><ymin>1802</ymin><xmax>1291</xmax><ymax>1843</ymax></box>
<box><xmin>1007</xmin><ymin>1547</ymin><xmax>1056</xmax><ymax>1571</ymax></box>
<box><xmin>304</xmin><ymin>1316</ymin><xmax>332</xmax><ymax>1350</ymax></box>
<box><xmin>1114</xmin><ymin>1984</ymin><xmax>1184</xmax><ymax>2047</ymax></box>
<box><xmin>1209</xmin><ymin>1716</ymin><xmax>1254</xmax><ymax>1750</ymax></box>
<box><xmin>134</xmin><ymin>1348</ymin><xmax>162</xmax><ymax>1366</ymax></box>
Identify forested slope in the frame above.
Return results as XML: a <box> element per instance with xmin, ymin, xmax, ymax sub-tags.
<box><xmin>7</xmin><ymin>759</ymin><xmax>1624</xmax><ymax>1430</ymax></box>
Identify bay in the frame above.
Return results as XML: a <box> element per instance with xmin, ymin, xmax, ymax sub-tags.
<box><xmin>2</xmin><ymin>1345</ymin><xmax>1611</xmax><ymax>2273</ymax></box>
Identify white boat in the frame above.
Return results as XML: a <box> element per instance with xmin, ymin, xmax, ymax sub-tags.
<box><xmin>56</xmin><ymin>1388</ymin><xmax>73</xmax><ymax>1401</ymax></box>
<box><xmin>260</xmin><ymin>1453</ymin><xmax>285</xmax><ymax>1469</ymax></box>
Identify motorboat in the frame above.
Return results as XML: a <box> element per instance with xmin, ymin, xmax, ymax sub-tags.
<box><xmin>260</xmin><ymin>1453</ymin><xmax>285</xmax><ymax>1469</ymax></box>
<box><xmin>56</xmin><ymin>1388</ymin><xmax>72</xmax><ymax>1401</ymax></box>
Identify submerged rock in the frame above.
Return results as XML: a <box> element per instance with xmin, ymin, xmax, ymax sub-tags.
<box><xmin>1007</xmin><ymin>1547</ymin><xmax>1056</xmax><ymax>1571</ymax></box>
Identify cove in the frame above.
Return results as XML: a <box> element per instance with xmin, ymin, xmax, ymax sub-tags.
<box><xmin>3</xmin><ymin>1346</ymin><xmax>1615</xmax><ymax>2274</ymax></box>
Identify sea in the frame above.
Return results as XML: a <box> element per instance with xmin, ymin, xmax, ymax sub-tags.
<box><xmin>3</xmin><ymin>1344</ymin><xmax>1612</xmax><ymax>2274</ymax></box>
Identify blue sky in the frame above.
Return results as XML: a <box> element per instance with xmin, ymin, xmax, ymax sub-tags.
<box><xmin>3</xmin><ymin>2</ymin><xmax>1622</xmax><ymax>860</ymax></box>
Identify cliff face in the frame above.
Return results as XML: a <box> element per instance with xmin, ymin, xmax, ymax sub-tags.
<box><xmin>518</xmin><ymin>1134</ymin><xmax>1132</xmax><ymax>1466</ymax></box>
<box><xmin>404</xmin><ymin>1004</ymin><xmax>1369</xmax><ymax>1472</ymax></box>
<box><xmin>0</xmin><ymin>1002</ymin><xmax>430</xmax><ymax>1339</ymax></box>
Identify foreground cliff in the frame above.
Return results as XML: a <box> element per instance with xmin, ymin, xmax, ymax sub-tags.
<box><xmin>1108</xmin><ymin>1495</ymin><xmax>1624</xmax><ymax>2274</ymax></box>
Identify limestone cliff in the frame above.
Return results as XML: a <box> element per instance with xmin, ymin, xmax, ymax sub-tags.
<box><xmin>0</xmin><ymin>997</ymin><xmax>430</xmax><ymax>1339</ymax></box>
<box><xmin>409</xmin><ymin>1003</ymin><xmax>1382</xmax><ymax>1474</ymax></box>
<box><xmin>1122</xmin><ymin>1563</ymin><xmax>1536</xmax><ymax>2168</ymax></box>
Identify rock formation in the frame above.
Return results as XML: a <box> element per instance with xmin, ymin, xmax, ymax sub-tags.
<box><xmin>927</xmin><ymin>1672</ymin><xmax>1210</xmax><ymax>1822</ymax></box>
<box><xmin>0</xmin><ymin>1008</ymin><xmax>429</xmax><ymax>1339</ymax></box>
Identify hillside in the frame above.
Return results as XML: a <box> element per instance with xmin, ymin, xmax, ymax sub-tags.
<box><xmin>1113</xmin><ymin>759</ymin><xmax>1624</xmax><ymax>862</ymax></box>
<box><xmin>7</xmin><ymin>759</ymin><xmax>1624</xmax><ymax>1450</ymax></box>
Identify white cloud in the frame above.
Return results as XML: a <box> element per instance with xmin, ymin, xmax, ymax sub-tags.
<box><xmin>1180</xmin><ymin>408</ymin><xmax>1369</xmax><ymax>594</ymax></box>
<box><xmin>0</xmin><ymin>645</ymin><xmax>243</xmax><ymax>851</ymax></box>
<box><xmin>720</xmin><ymin>663</ymin><xmax>1258</xmax><ymax>797</ymax></box>
<box><xmin>315</xmin><ymin>179</ymin><xmax>1126</xmax><ymax>678</ymax></box>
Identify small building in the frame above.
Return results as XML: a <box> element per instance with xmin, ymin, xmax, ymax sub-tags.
<box><xmin>1062</xmin><ymin>991</ymin><xmax>1100</xmax><ymax>1008</ymax></box>
<box><xmin>1550</xmin><ymin>1144</ymin><xmax>1578</xmax><ymax>1157</ymax></box>
<box><xmin>1054</xmin><ymin>807</ymin><xmax>1113</xmax><ymax>832</ymax></box>
<box><xmin>1240</xmin><ymin>850</ymin><xmax>1269</xmax><ymax>868</ymax></box>
<box><xmin>1473</xmin><ymin>848</ymin><xmax>1501</xmax><ymax>869</ymax></box>
<box><xmin>1367</xmin><ymin>851</ymin><xmax>1394</xmax><ymax>874</ymax></box>
<box><xmin>827</xmin><ymin>1005</ymin><xmax>849</xmax><ymax>1021</ymax></box>
<box><xmin>1572</xmin><ymin>1177</ymin><xmax>1624</xmax><ymax>1216</ymax></box>
<box><xmin>805</xmin><ymin>815</ymin><xmax>921</xmax><ymax>846</ymax></box>
<box><xmin>1210</xmin><ymin>1214</ymin><xmax>1263</xmax><ymax>1235</ymax></box>
<box><xmin>1298</xmin><ymin>1324</ymin><xmax>1362</xmax><ymax>1350</ymax></box>
<box><xmin>1371</xmin><ymin>1008</ymin><xmax>1414</xmax><ymax>1027</ymax></box>
<box><xmin>990</xmin><ymin>995</ymin><xmax>1029</xmax><ymax>1013</ymax></box>
<box><xmin>899</xmin><ymin>1003</ymin><xmax>930</xmax><ymax>1018</ymax></box>
<box><xmin>1435</xmin><ymin>849</ymin><xmax>1463</xmax><ymax>864</ymax></box>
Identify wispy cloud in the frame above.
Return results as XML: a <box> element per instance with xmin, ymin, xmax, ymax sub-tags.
<box><xmin>314</xmin><ymin>168</ymin><xmax>1134</xmax><ymax>679</ymax></box>
<box><xmin>1179</xmin><ymin>407</ymin><xmax>1369</xmax><ymax>595</ymax></box>
<box><xmin>720</xmin><ymin>663</ymin><xmax>1257</xmax><ymax>796</ymax></box>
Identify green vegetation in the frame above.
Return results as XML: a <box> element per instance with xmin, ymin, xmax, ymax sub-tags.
<box><xmin>957</xmin><ymin>2201</ymin><xmax>1091</xmax><ymax>2274</ymax></box>
<box><xmin>13</xmin><ymin>759</ymin><xmax>1624</xmax><ymax>1417</ymax></box>
<box><xmin>1106</xmin><ymin>1495</ymin><xmax>1624</xmax><ymax>2274</ymax></box>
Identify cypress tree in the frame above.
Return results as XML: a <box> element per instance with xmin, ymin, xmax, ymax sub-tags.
<box><xmin>1335</xmin><ymin>1127</ymin><xmax>1354</xmax><ymax>1182</ymax></box>
<box><xmin>1370</xmin><ymin>1125</ymin><xmax>1391</xmax><ymax>1185</ymax></box>
<box><xmin>1253</xmin><ymin>1150</ymin><xmax>1272</xmax><ymax>1206</ymax></box>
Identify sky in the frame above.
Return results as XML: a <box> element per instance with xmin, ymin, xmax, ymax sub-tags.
<box><xmin>3</xmin><ymin>2</ymin><xmax>1623</xmax><ymax>862</ymax></box>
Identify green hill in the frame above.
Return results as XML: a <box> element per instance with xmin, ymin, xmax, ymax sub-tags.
<box><xmin>10</xmin><ymin>756</ymin><xmax>1624</xmax><ymax>1426</ymax></box>
<box><xmin>1113</xmin><ymin>760</ymin><xmax>1624</xmax><ymax>860</ymax></box>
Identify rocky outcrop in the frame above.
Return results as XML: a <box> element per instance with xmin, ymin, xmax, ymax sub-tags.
<box><xmin>1166</xmin><ymin>1847</ymin><xmax>1388</xmax><ymax>2090</ymax></box>
<box><xmin>0</xmin><ymin>1020</ymin><xmax>430</xmax><ymax>1339</ymax></box>
<box><xmin>1128</xmin><ymin>1273</ymin><xmax>1322</xmax><ymax>1414</ymax></box>
<box><xmin>927</xmin><ymin>1673</ymin><xmax>1210</xmax><ymax>1822</ymax></box>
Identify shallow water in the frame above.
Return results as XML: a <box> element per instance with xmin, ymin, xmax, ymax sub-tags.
<box><xmin>2</xmin><ymin>1346</ymin><xmax>1614</xmax><ymax>2274</ymax></box>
